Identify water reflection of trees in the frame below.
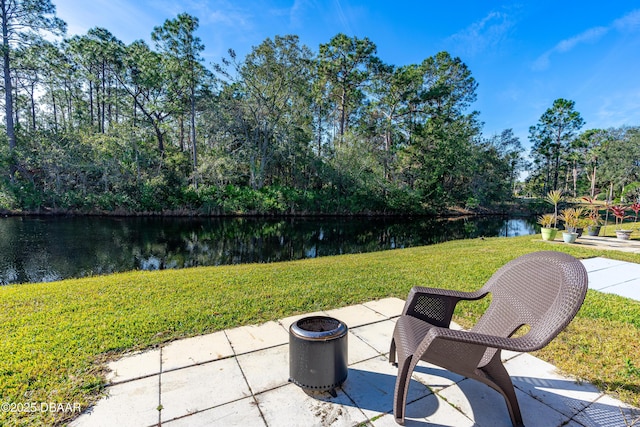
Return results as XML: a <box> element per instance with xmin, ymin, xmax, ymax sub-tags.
<box><xmin>0</xmin><ymin>216</ymin><xmax>537</xmax><ymax>285</ymax></box>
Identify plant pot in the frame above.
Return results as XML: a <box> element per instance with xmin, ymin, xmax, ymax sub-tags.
<box><xmin>565</xmin><ymin>226</ymin><xmax>583</xmax><ymax>238</ymax></box>
<box><xmin>615</xmin><ymin>230</ymin><xmax>633</xmax><ymax>240</ymax></box>
<box><xmin>562</xmin><ymin>232</ymin><xmax>578</xmax><ymax>243</ymax></box>
<box><xmin>541</xmin><ymin>228</ymin><xmax>558</xmax><ymax>241</ymax></box>
<box><xmin>586</xmin><ymin>225</ymin><xmax>601</xmax><ymax>236</ymax></box>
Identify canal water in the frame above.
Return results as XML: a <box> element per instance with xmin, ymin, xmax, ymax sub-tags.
<box><xmin>0</xmin><ymin>216</ymin><xmax>537</xmax><ymax>285</ymax></box>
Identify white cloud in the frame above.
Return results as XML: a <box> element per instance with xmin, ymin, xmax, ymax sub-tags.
<box><xmin>333</xmin><ymin>0</ymin><xmax>354</xmax><ymax>35</ymax></box>
<box><xmin>533</xmin><ymin>26</ymin><xmax>609</xmax><ymax>71</ymax></box>
<box><xmin>447</xmin><ymin>11</ymin><xmax>515</xmax><ymax>56</ymax></box>
<box><xmin>288</xmin><ymin>0</ymin><xmax>310</xmax><ymax>28</ymax></box>
<box><xmin>594</xmin><ymin>89</ymin><xmax>640</xmax><ymax>128</ymax></box>
<box><xmin>533</xmin><ymin>9</ymin><xmax>640</xmax><ymax>71</ymax></box>
<box><xmin>613</xmin><ymin>9</ymin><xmax>640</xmax><ymax>32</ymax></box>
<box><xmin>532</xmin><ymin>52</ymin><xmax>551</xmax><ymax>71</ymax></box>
<box><xmin>162</xmin><ymin>0</ymin><xmax>253</xmax><ymax>29</ymax></box>
<box><xmin>55</xmin><ymin>0</ymin><xmax>162</xmax><ymax>43</ymax></box>
<box><xmin>555</xmin><ymin>26</ymin><xmax>609</xmax><ymax>52</ymax></box>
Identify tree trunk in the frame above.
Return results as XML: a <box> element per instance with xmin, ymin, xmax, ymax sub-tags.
<box><xmin>107</xmin><ymin>73</ymin><xmax>112</xmax><ymax>129</ymax></box>
<box><xmin>12</xmin><ymin>75</ymin><xmax>18</xmax><ymax>128</ymax></box>
<box><xmin>154</xmin><ymin>122</ymin><xmax>164</xmax><ymax>154</ymax></box>
<box><xmin>66</xmin><ymin>80</ymin><xmax>73</xmax><ymax>129</ymax></box>
<box><xmin>316</xmin><ymin>104</ymin><xmax>322</xmax><ymax>155</ymax></box>
<box><xmin>101</xmin><ymin>60</ymin><xmax>106</xmax><ymax>133</ymax></box>
<box><xmin>552</xmin><ymin>147</ymin><xmax>560</xmax><ymax>191</ymax></box>
<box><xmin>190</xmin><ymin>91</ymin><xmax>198</xmax><ymax>189</ymax></box>
<box><xmin>30</xmin><ymin>82</ymin><xmax>36</xmax><ymax>130</ymax></box>
<box><xmin>339</xmin><ymin>86</ymin><xmax>346</xmax><ymax>141</ymax></box>
<box><xmin>590</xmin><ymin>162</ymin><xmax>597</xmax><ymax>198</ymax></box>
<box><xmin>178</xmin><ymin>115</ymin><xmax>185</xmax><ymax>151</ymax></box>
<box><xmin>89</xmin><ymin>79</ymin><xmax>94</xmax><ymax>126</ymax></box>
<box><xmin>2</xmin><ymin>0</ymin><xmax>16</xmax><ymax>157</ymax></box>
<box><xmin>544</xmin><ymin>155</ymin><xmax>551</xmax><ymax>194</ymax></box>
<box><xmin>52</xmin><ymin>91</ymin><xmax>58</xmax><ymax>131</ymax></box>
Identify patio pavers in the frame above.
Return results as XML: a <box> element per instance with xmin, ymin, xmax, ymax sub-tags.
<box><xmin>161</xmin><ymin>331</ymin><xmax>234</xmax><ymax>372</ymax></box>
<box><xmin>572</xmin><ymin>235</ymin><xmax>640</xmax><ymax>254</ymax></box>
<box><xmin>71</xmin><ymin>266</ymin><xmax>640</xmax><ymax>427</ymax></box>
<box><xmin>582</xmin><ymin>256</ymin><xmax>640</xmax><ymax>300</ymax></box>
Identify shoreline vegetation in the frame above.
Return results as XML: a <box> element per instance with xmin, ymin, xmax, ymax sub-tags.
<box><xmin>0</xmin><ymin>198</ymin><xmax>533</xmax><ymax>218</ymax></box>
<box><xmin>1</xmin><ymin>235</ymin><xmax>639</xmax><ymax>426</ymax></box>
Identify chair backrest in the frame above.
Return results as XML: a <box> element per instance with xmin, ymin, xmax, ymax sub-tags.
<box><xmin>470</xmin><ymin>251</ymin><xmax>588</xmax><ymax>350</ymax></box>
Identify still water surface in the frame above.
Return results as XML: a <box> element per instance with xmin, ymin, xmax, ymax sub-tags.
<box><xmin>0</xmin><ymin>216</ymin><xmax>537</xmax><ymax>285</ymax></box>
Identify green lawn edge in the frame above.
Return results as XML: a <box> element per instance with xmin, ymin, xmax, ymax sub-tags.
<box><xmin>1</xmin><ymin>235</ymin><xmax>639</xmax><ymax>426</ymax></box>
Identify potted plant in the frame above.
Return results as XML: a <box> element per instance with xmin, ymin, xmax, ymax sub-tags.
<box><xmin>576</xmin><ymin>217</ymin><xmax>590</xmax><ymax>237</ymax></box>
<box><xmin>559</xmin><ymin>207</ymin><xmax>583</xmax><ymax>243</ymax></box>
<box><xmin>630</xmin><ymin>202</ymin><xmax>640</xmax><ymax>229</ymax></box>
<box><xmin>546</xmin><ymin>189</ymin><xmax>563</xmax><ymax>229</ymax></box>
<box><xmin>582</xmin><ymin>195</ymin><xmax>602</xmax><ymax>236</ymax></box>
<box><xmin>538</xmin><ymin>189</ymin><xmax>563</xmax><ymax>241</ymax></box>
<box><xmin>537</xmin><ymin>213</ymin><xmax>558</xmax><ymax>241</ymax></box>
<box><xmin>609</xmin><ymin>205</ymin><xmax>633</xmax><ymax>240</ymax></box>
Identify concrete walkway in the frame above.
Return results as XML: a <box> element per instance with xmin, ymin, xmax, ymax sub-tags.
<box><xmin>71</xmin><ymin>259</ymin><xmax>640</xmax><ymax>427</ymax></box>
<box><xmin>582</xmin><ymin>256</ymin><xmax>640</xmax><ymax>300</ymax></box>
<box><xmin>549</xmin><ymin>234</ymin><xmax>640</xmax><ymax>254</ymax></box>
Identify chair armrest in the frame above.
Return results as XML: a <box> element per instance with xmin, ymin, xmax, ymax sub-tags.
<box><xmin>424</xmin><ymin>327</ymin><xmax>542</xmax><ymax>353</ymax></box>
<box><xmin>402</xmin><ymin>286</ymin><xmax>488</xmax><ymax>328</ymax></box>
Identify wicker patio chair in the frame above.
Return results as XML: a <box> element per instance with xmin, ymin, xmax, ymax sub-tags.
<box><xmin>389</xmin><ymin>251</ymin><xmax>588</xmax><ymax>426</ymax></box>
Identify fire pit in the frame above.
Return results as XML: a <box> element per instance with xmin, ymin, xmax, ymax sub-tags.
<box><xmin>289</xmin><ymin>316</ymin><xmax>348</xmax><ymax>396</ymax></box>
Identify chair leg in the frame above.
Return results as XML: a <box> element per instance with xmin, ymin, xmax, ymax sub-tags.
<box><xmin>389</xmin><ymin>338</ymin><xmax>397</xmax><ymax>366</ymax></box>
<box><xmin>481</xmin><ymin>356</ymin><xmax>524</xmax><ymax>427</ymax></box>
<box><xmin>393</xmin><ymin>355</ymin><xmax>414</xmax><ymax>425</ymax></box>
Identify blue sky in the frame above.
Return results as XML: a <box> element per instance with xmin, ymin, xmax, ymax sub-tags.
<box><xmin>53</xmin><ymin>0</ymin><xmax>640</xmax><ymax>150</ymax></box>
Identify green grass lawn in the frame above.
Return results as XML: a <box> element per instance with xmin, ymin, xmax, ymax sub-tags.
<box><xmin>1</xmin><ymin>234</ymin><xmax>640</xmax><ymax>426</ymax></box>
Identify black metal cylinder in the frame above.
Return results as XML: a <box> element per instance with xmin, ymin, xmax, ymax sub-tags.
<box><xmin>289</xmin><ymin>316</ymin><xmax>348</xmax><ymax>391</ymax></box>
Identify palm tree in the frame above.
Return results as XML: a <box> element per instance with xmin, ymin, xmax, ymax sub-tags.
<box><xmin>545</xmin><ymin>189</ymin><xmax>563</xmax><ymax>229</ymax></box>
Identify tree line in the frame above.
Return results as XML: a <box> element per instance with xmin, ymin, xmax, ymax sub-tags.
<box><xmin>0</xmin><ymin>1</ymin><xmax>636</xmax><ymax>215</ymax></box>
<box><xmin>526</xmin><ymin>98</ymin><xmax>640</xmax><ymax>203</ymax></box>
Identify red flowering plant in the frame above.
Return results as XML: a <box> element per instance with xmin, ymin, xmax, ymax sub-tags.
<box><xmin>631</xmin><ymin>203</ymin><xmax>640</xmax><ymax>225</ymax></box>
<box><xmin>608</xmin><ymin>205</ymin><xmax>632</xmax><ymax>230</ymax></box>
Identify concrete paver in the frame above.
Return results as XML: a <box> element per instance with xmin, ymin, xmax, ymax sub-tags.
<box><xmin>362</xmin><ymin>297</ymin><xmax>406</xmax><ymax>318</ymax></box>
<box><xmin>596</xmin><ymin>277</ymin><xmax>640</xmax><ymax>299</ymax></box>
<box><xmin>505</xmin><ymin>353</ymin><xmax>600</xmax><ymax>417</ymax></box>
<box><xmin>225</xmin><ymin>320</ymin><xmax>289</xmax><ymax>355</ymax></box>
<box><xmin>410</xmin><ymin>360</ymin><xmax>466</xmax><ymax>392</ymax></box>
<box><xmin>160</xmin><ymin>358</ymin><xmax>251</xmax><ymax>423</ymax></box>
<box><xmin>581</xmin><ymin>256</ymin><xmax>640</xmax><ymax>300</ymax></box>
<box><xmin>371</xmin><ymin>392</ymin><xmax>478</xmax><ymax>427</ymax></box>
<box><xmin>162</xmin><ymin>331</ymin><xmax>234</xmax><ymax>372</ymax></box>
<box><xmin>345</xmin><ymin>330</ymin><xmax>381</xmax><ymax>365</ymax></box>
<box><xmin>106</xmin><ymin>348</ymin><xmax>161</xmax><ymax>384</ymax></box>
<box><xmin>580</xmin><ymin>257</ymin><xmax>630</xmax><ymax>272</ymax></box>
<box><xmin>72</xmin><ymin>375</ymin><xmax>160</xmax><ymax>427</ymax></box>
<box><xmin>570</xmin><ymin>235</ymin><xmax>640</xmax><ymax>254</ymax></box>
<box><xmin>572</xmin><ymin>394</ymin><xmax>640</xmax><ymax>427</ymax></box>
<box><xmin>349</xmin><ymin>318</ymin><xmax>396</xmax><ymax>355</ymax></box>
<box><xmin>72</xmin><ymin>257</ymin><xmax>640</xmax><ymax>427</ymax></box>
<box><xmin>342</xmin><ymin>354</ymin><xmax>432</xmax><ymax>418</ymax></box>
<box><xmin>256</xmin><ymin>383</ymin><xmax>368</xmax><ymax>427</ymax></box>
<box><xmin>439</xmin><ymin>377</ymin><xmax>572</xmax><ymax>427</ymax></box>
<box><xmin>235</xmin><ymin>344</ymin><xmax>289</xmax><ymax>394</ymax></box>
<box><xmin>323</xmin><ymin>303</ymin><xmax>387</xmax><ymax>327</ymax></box>
<box><xmin>162</xmin><ymin>397</ymin><xmax>264</xmax><ymax>427</ymax></box>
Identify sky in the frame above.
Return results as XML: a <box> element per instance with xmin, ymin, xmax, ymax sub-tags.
<box><xmin>52</xmin><ymin>0</ymin><xmax>640</xmax><ymax>150</ymax></box>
